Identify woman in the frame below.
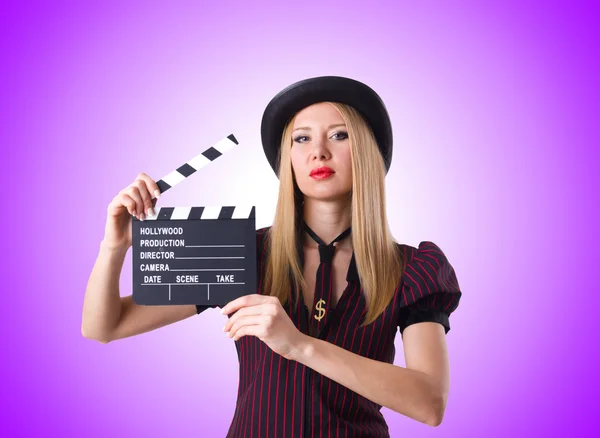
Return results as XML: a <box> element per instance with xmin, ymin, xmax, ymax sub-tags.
<box><xmin>82</xmin><ymin>76</ymin><xmax>462</xmax><ymax>437</ymax></box>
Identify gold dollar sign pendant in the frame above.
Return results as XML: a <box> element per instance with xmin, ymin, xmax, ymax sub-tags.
<box><xmin>314</xmin><ymin>299</ymin><xmax>326</xmax><ymax>322</ymax></box>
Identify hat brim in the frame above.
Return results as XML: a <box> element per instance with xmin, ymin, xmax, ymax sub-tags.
<box><xmin>260</xmin><ymin>76</ymin><xmax>393</xmax><ymax>177</ymax></box>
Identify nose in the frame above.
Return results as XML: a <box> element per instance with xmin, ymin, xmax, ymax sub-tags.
<box><xmin>310</xmin><ymin>135</ymin><xmax>331</xmax><ymax>162</ymax></box>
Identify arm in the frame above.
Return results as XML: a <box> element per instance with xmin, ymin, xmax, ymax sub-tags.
<box><xmin>81</xmin><ymin>239</ymin><xmax>197</xmax><ymax>344</ymax></box>
<box><xmin>291</xmin><ymin>321</ymin><xmax>449</xmax><ymax>427</ymax></box>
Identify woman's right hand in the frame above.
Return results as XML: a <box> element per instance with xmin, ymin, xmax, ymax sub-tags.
<box><xmin>103</xmin><ymin>173</ymin><xmax>161</xmax><ymax>250</ymax></box>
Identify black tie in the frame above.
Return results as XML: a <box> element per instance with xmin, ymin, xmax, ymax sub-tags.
<box><xmin>303</xmin><ymin>222</ymin><xmax>352</xmax><ymax>336</ymax></box>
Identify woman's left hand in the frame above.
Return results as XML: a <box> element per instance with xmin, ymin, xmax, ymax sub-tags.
<box><xmin>221</xmin><ymin>294</ymin><xmax>307</xmax><ymax>361</ymax></box>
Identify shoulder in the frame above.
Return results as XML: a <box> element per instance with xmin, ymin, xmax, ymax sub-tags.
<box><xmin>400</xmin><ymin>240</ymin><xmax>455</xmax><ymax>269</ymax></box>
<box><xmin>255</xmin><ymin>226</ymin><xmax>273</xmax><ymax>262</ymax></box>
<box><xmin>256</xmin><ymin>226</ymin><xmax>271</xmax><ymax>252</ymax></box>
<box><xmin>256</xmin><ymin>225</ymin><xmax>271</xmax><ymax>237</ymax></box>
<box><xmin>395</xmin><ymin>240</ymin><xmax>462</xmax><ymax>334</ymax></box>
<box><xmin>396</xmin><ymin>240</ymin><xmax>462</xmax><ymax>306</ymax></box>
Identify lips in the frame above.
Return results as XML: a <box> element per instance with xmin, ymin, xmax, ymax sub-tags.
<box><xmin>310</xmin><ymin>166</ymin><xmax>335</xmax><ymax>177</ymax></box>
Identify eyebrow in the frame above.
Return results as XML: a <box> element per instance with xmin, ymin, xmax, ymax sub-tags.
<box><xmin>292</xmin><ymin>123</ymin><xmax>347</xmax><ymax>133</ymax></box>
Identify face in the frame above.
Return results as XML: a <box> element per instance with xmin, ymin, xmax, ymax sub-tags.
<box><xmin>290</xmin><ymin>102</ymin><xmax>353</xmax><ymax>202</ymax></box>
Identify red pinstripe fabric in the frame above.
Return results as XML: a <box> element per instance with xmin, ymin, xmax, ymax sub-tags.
<box><xmin>195</xmin><ymin>228</ymin><xmax>462</xmax><ymax>437</ymax></box>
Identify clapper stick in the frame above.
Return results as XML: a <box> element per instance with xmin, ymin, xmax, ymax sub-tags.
<box><xmin>131</xmin><ymin>132</ymin><xmax>256</xmax><ymax>306</ymax></box>
<box><xmin>151</xmin><ymin>133</ymin><xmax>239</xmax><ymax>199</ymax></box>
<box><xmin>141</xmin><ymin>132</ymin><xmax>249</xmax><ymax>221</ymax></box>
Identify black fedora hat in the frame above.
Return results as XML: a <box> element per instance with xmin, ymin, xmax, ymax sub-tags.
<box><xmin>260</xmin><ymin>76</ymin><xmax>393</xmax><ymax>177</ymax></box>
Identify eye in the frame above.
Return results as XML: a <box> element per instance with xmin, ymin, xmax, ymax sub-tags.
<box><xmin>293</xmin><ymin>135</ymin><xmax>308</xmax><ymax>143</ymax></box>
<box><xmin>332</xmin><ymin>131</ymin><xmax>348</xmax><ymax>140</ymax></box>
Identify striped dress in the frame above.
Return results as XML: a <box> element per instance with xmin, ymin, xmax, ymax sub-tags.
<box><xmin>196</xmin><ymin>226</ymin><xmax>462</xmax><ymax>437</ymax></box>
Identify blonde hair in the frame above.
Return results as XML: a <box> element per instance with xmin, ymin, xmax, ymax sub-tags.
<box><xmin>263</xmin><ymin>102</ymin><xmax>405</xmax><ymax>327</ymax></box>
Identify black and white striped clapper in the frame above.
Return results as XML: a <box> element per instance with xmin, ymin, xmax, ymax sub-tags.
<box><xmin>131</xmin><ymin>134</ymin><xmax>257</xmax><ymax>306</ymax></box>
<box><xmin>154</xmin><ymin>134</ymin><xmax>239</xmax><ymax>196</ymax></box>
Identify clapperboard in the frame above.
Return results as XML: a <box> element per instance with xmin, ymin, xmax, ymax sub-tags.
<box><xmin>131</xmin><ymin>134</ymin><xmax>257</xmax><ymax>306</ymax></box>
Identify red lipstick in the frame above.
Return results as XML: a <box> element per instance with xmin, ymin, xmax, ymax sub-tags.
<box><xmin>310</xmin><ymin>166</ymin><xmax>335</xmax><ymax>179</ymax></box>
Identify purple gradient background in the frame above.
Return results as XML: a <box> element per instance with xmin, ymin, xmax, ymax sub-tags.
<box><xmin>1</xmin><ymin>1</ymin><xmax>598</xmax><ymax>436</ymax></box>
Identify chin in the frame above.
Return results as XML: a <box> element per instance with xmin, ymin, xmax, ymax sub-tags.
<box><xmin>303</xmin><ymin>189</ymin><xmax>352</xmax><ymax>203</ymax></box>
<box><xmin>297</xmin><ymin>178</ymin><xmax>352</xmax><ymax>200</ymax></box>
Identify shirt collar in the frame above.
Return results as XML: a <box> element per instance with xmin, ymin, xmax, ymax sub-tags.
<box><xmin>346</xmin><ymin>252</ymin><xmax>359</xmax><ymax>282</ymax></box>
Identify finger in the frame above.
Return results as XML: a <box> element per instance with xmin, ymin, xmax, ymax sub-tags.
<box><xmin>232</xmin><ymin>325</ymin><xmax>261</xmax><ymax>342</ymax></box>
<box><xmin>223</xmin><ymin>303</ymin><xmax>276</xmax><ymax>332</ymax></box>
<box><xmin>221</xmin><ymin>294</ymin><xmax>276</xmax><ymax>316</ymax></box>
<box><xmin>226</xmin><ymin>315</ymin><xmax>263</xmax><ymax>338</ymax></box>
<box><xmin>136</xmin><ymin>172</ymin><xmax>162</xmax><ymax>200</ymax></box>
<box><xmin>120</xmin><ymin>194</ymin><xmax>137</xmax><ymax>217</ymax></box>
<box><xmin>124</xmin><ymin>186</ymin><xmax>145</xmax><ymax>219</ymax></box>
<box><xmin>132</xmin><ymin>179</ymin><xmax>154</xmax><ymax>217</ymax></box>
<box><xmin>109</xmin><ymin>193</ymin><xmax>136</xmax><ymax>217</ymax></box>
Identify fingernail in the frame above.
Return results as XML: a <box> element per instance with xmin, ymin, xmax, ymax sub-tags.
<box><xmin>222</xmin><ymin>325</ymin><xmax>227</xmax><ymax>332</ymax></box>
<box><xmin>140</xmin><ymin>213</ymin><xmax>145</xmax><ymax>221</ymax></box>
<box><xmin>147</xmin><ymin>208</ymin><xmax>155</xmax><ymax>217</ymax></box>
<box><xmin>154</xmin><ymin>190</ymin><xmax>161</xmax><ymax>198</ymax></box>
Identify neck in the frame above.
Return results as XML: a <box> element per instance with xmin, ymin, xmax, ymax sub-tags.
<box><xmin>301</xmin><ymin>197</ymin><xmax>352</xmax><ymax>248</ymax></box>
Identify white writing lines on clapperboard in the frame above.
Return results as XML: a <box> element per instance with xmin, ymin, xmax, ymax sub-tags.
<box><xmin>138</xmin><ymin>207</ymin><xmax>253</xmax><ymax>301</ymax></box>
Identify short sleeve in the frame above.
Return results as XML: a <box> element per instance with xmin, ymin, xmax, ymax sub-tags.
<box><xmin>398</xmin><ymin>241</ymin><xmax>462</xmax><ymax>335</ymax></box>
